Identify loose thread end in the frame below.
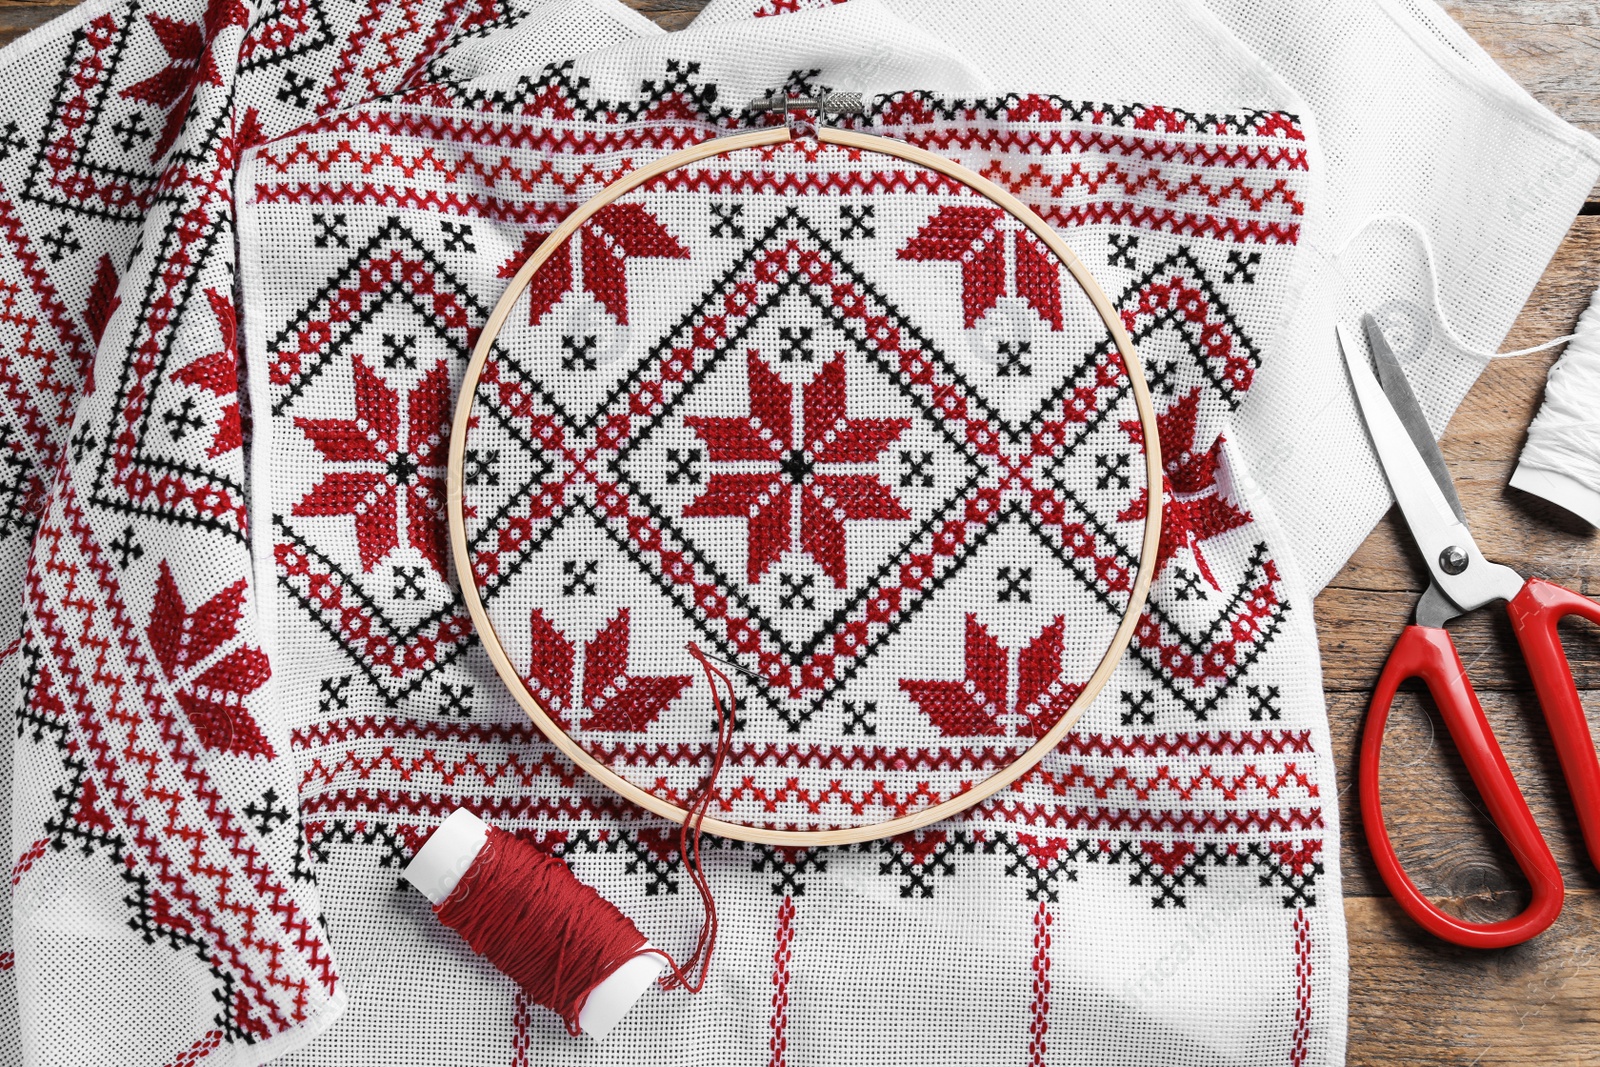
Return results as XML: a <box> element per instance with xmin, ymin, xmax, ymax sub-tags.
<box><xmin>403</xmin><ymin>643</ymin><xmax>739</xmax><ymax>1036</ymax></box>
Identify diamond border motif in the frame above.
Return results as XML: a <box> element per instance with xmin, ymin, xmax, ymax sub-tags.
<box><xmin>468</xmin><ymin>205</ymin><xmax>1145</xmax><ymax>731</ymax></box>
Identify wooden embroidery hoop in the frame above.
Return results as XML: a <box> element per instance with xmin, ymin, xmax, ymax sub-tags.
<box><xmin>447</xmin><ymin>94</ymin><xmax>1164</xmax><ymax>847</ymax></box>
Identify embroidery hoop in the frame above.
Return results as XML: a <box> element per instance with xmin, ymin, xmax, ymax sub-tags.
<box><xmin>447</xmin><ymin>95</ymin><xmax>1164</xmax><ymax>847</ymax></box>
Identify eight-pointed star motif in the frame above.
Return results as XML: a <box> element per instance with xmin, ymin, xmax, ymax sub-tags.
<box><xmin>683</xmin><ymin>350</ymin><xmax>912</xmax><ymax>588</ymax></box>
<box><xmin>292</xmin><ymin>355</ymin><xmax>452</xmax><ymax>577</ymax></box>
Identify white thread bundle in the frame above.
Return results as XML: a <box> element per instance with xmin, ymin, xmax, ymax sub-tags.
<box><xmin>1512</xmin><ymin>282</ymin><xmax>1600</xmax><ymax>528</ymax></box>
<box><xmin>1334</xmin><ymin>213</ymin><xmax>1595</xmax><ymax>527</ymax></box>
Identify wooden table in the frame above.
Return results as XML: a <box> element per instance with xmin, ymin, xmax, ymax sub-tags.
<box><xmin>1327</xmin><ymin>227</ymin><xmax>1600</xmax><ymax>1063</ymax></box>
<box><xmin>2</xmin><ymin>0</ymin><xmax>1597</xmax><ymax>1061</ymax></box>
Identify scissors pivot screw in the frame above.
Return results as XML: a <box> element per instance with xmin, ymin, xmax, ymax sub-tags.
<box><xmin>1438</xmin><ymin>545</ymin><xmax>1470</xmax><ymax>575</ymax></box>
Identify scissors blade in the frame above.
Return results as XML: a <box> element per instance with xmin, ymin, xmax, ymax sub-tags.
<box><xmin>1337</xmin><ymin>322</ymin><xmax>1522</xmax><ymax>616</ymax></box>
<box><xmin>1363</xmin><ymin>314</ymin><xmax>1466</xmax><ymax>525</ymax></box>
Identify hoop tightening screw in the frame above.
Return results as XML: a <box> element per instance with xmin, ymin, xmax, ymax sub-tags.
<box><xmin>1439</xmin><ymin>545</ymin><xmax>1470</xmax><ymax>575</ymax></box>
<box><xmin>748</xmin><ymin>91</ymin><xmax>866</xmax><ymax>122</ymax></box>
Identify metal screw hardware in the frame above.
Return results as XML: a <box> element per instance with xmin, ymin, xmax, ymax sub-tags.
<box><xmin>1438</xmin><ymin>545</ymin><xmax>1469</xmax><ymax>575</ymax></box>
<box><xmin>748</xmin><ymin>91</ymin><xmax>866</xmax><ymax>123</ymax></box>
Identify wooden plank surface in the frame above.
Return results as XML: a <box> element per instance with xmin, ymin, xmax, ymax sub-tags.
<box><xmin>0</xmin><ymin>1</ymin><xmax>77</xmax><ymax>49</ymax></box>
<box><xmin>1328</xmin><ymin>214</ymin><xmax>1600</xmax><ymax>1061</ymax></box>
<box><xmin>1316</xmin><ymin>3</ymin><xmax>1600</xmax><ymax>1049</ymax></box>
<box><xmin>0</xmin><ymin>0</ymin><xmax>1597</xmax><ymax>1061</ymax></box>
<box><xmin>1441</xmin><ymin>1</ymin><xmax>1600</xmax><ymax>154</ymax></box>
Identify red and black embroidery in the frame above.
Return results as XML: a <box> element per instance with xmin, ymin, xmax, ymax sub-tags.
<box><xmin>291</xmin><ymin>355</ymin><xmax>453</xmax><ymax>577</ymax></box>
<box><xmin>0</xmin><ymin>17</ymin><xmax>1332</xmax><ymax>1057</ymax></box>
<box><xmin>244</xmin><ymin>58</ymin><xmax>1318</xmax><ymax>869</ymax></box>
<box><xmin>682</xmin><ymin>350</ymin><xmax>912</xmax><ymax>587</ymax></box>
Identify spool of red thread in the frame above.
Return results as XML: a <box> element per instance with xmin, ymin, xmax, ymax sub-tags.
<box><xmin>406</xmin><ymin>646</ymin><xmax>735</xmax><ymax>1036</ymax></box>
<box><xmin>404</xmin><ymin>809</ymin><xmax>665</xmax><ymax>1039</ymax></box>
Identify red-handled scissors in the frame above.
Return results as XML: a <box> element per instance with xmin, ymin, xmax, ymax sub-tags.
<box><xmin>1340</xmin><ymin>315</ymin><xmax>1600</xmax><ymax>949</ymax></box>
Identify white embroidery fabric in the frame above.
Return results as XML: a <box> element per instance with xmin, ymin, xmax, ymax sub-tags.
<box><xmin>0</xmin><ymin>0</ymin><xmax>1590</xmax><ymax>1065</ymax></box>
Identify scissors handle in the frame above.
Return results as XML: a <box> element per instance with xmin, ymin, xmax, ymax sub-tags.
<box><xmin>1507</xmin><ymin>577</ymin><xmax>1600</xmax><ymax>868</ymax></box>
<box><xmin>1359</xmin><ymin>623</ymin><xmax>1564</xmax><ymax>948</ymax></box>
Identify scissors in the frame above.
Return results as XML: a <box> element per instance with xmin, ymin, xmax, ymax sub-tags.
<box><xmin>1340</xmin><ymin>315</ymin><xmax>1600</xmax><ymax>949</ymax></box>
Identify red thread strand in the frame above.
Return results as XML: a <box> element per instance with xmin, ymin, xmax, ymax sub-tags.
<box><xmin>431</xmin><ymin>643</ymin><xmax>738</xmax><ymax>1034</ymax></box>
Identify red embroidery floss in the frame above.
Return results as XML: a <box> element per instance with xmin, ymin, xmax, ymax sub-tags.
<box><xmin>404</xmin><ymin>644</ymin><xmax>739</xmax><ymax>1039</ymax></box>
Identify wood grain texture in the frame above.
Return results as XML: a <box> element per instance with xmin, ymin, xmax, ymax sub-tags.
<box><xmin>1326</xmin><ymin>178</ymin><xmax>1600</xmax><ymax>1065</ymax></box>
<box><xmin>1441</xmin><ymin>0</ymin><xmax>1600</xmax><ymax>202</ymax></box>
<box><xmin>0</xmin><ymin>1</ymin><xmax>77</xmax><ymax>49</ymax></box>
<box><xmin>0</xmin><ymin>0</ymin><xmax>1595</xmax><ymax>1059</ymax></box>
<box><xmin>1441</xmin><ymin>1</ymin><xmax>1600</xmax><ymax>137</ymax></box>
<box><xmin>626</xmin><ymin>0</ymin><xmax>709</xmax><ymax>30</ymax></box>
<box><xmin>1346</xmin><ymin>889</ymin><xmax>1600</xmax><ymax>1067</ymax></box>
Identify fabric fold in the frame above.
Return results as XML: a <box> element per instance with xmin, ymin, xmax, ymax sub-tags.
<box><xmin>0</xmin><ymin>0</ymin><xmax>1588</xmax><ymax>1064</ymax></box>
<box><xmin>0</xmin><ymin>2</ymin><xmax>650</xmax><ymax>1063</ymax></box>
<box><xmin>239</xmin><ymin>4</ymin><xmax>1341</xmax><ymax>1065</ymax></box>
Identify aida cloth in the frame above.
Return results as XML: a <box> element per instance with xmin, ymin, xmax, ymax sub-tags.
<box><xmin>0</xmin><ymin>0</ymin><xmax>1592</xmax><ymax>1063</ymax></box>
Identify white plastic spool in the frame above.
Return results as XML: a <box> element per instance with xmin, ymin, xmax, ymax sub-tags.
<box><xmin>403</xmin><ymin>808</ymin><xmax>665</xmax><ymax>1040</ymax></box>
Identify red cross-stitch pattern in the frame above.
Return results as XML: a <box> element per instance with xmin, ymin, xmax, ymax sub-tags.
<box><xmin>292</xmin><ymin>356</ymin><xmax>453</xmax><ymax>576</ymax></box>
<box><xmin>119</xmin><ymin>1</ymin><xmax>245</xmax><ymax>161</ymax></box>
<box><xmin>684</xmin><ymin>351</ymin><xmax>911</xmax><ymax>586</ymax></box>
<box><xmin>0</xmin><ymin>7</ymin><xmax>1342</xmax><ymax>1059</ymax></box>
<box><xmin>1028</xmin><ymin>900</ymin><xmax>1052</xmax><ymax>1067</ymax></box>
<box><xmin>900</xmin><ymin>615</ymin><xmax>1080</xmax><ymax>738</ymax></box>
<box><xmin>768</xmin><ymin>894</ymin><xmax>796</xmax><ymax>1067</ymax></box>
<box><xmin>1</xmin><ymin>0</ymin><xmax>369</xmax><ymax>1054</ymax></box>
<box><xmin>27</xmin><ymin>484</ymin><xmax>334</xmax><ymax>1037</ymax></box>
<box><xmin>1120</xmin><ymin>387</ymin><xmax>1253</xmax><ymax>588</ymax></box>
<box><xmin>899</xmin><ymin>205</ymin><xmax>1063</xmax><ymax>329</ymax></box>
<box><xmin>525</xmin><ymin>608</ymin><xmax>693</xmax><ymax>731</ymax></box>
<box><xmin>520</xmin><ymin>202</ymin><xmax>691</xmax><ymax>326</ymax></box>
